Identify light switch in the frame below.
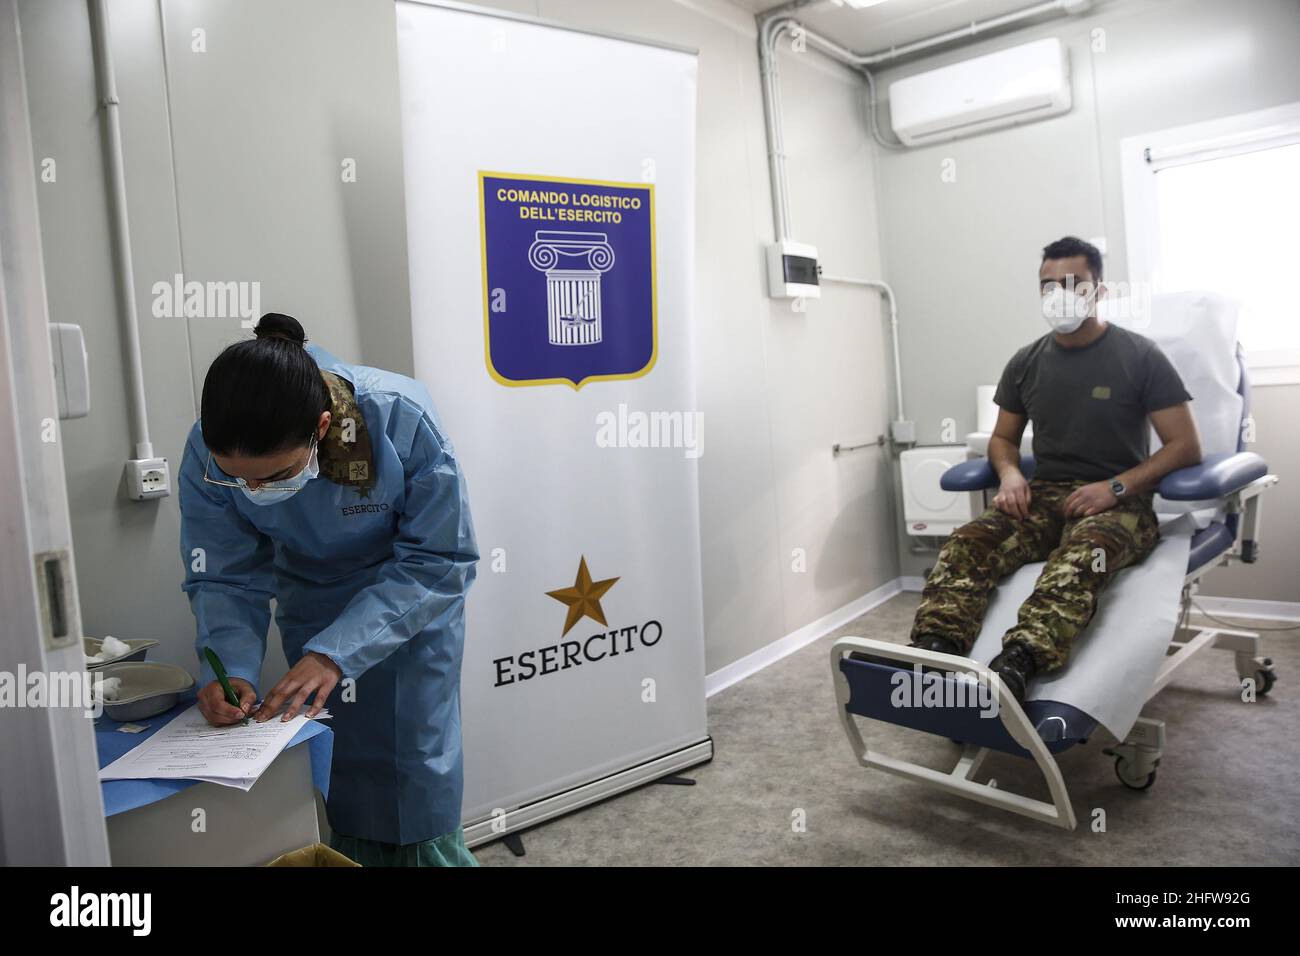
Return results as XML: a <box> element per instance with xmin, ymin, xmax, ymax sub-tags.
<box><xmin>50</xmin><ymin>323</ymin><xmax>90</xmax><ymax>420</ymax></box>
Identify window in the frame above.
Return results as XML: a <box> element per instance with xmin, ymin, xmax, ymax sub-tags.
<box><xmin>1121</xmin><ymin>103</ymin><xmax>1300</xmax><ymax>384</ymax></box>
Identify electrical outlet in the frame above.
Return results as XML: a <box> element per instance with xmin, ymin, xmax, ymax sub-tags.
<box><xmin>126</xmin><ymin>457</ymin><xmax>171</xmax><ymax>500</ymax></box>
<box><xmin>890</xmin><ymin>420</ymin><xmax>917</xmax><ymax>444</ymax></box>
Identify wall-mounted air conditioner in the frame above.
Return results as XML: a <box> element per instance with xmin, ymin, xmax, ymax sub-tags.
<box><xmin>888</xmin><ymin>37</ymin><xmax>1071</xmax><ymax>147</ymax></box>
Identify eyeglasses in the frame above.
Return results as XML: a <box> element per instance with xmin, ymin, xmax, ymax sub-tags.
<box><xmin>203</xmin><ymin>436</ymin><xmax>317</xmax><ymax>494</ymax></box>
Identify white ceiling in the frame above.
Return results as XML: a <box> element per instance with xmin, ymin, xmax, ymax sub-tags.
<box><xmin>732</xmin><ymin>0</ymin><xmax>1080</xmax><ymax>57</ymax></box>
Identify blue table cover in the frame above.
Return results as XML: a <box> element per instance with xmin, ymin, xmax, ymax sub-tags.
<box><xmin>95</xmin><ymin>692</ymin><xmax>333</xmax><ymax>817</ymax></box>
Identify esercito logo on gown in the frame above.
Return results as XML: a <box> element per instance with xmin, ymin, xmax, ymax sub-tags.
<box><xmin>478</xmin><ymin>171</ymin><xmax>658</xmax><ymax>390</ymax></box>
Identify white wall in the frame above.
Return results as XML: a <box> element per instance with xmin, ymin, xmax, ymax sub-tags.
<box><xmin>872</xmin><ymin>0</ymin><xmax>1300</xmax><ymax>602</ymax></box>
<box><xmin>20</xmin><ymin>0</ymin><xmax>899</xmax><ymax>681</ymax></box>
<box><xmin>20</xmin><ymin>0</ymin><xmax>198</xmax><ymax>673</ymax></box>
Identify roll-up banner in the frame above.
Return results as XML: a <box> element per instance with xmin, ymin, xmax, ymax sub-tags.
<box><xmin>394</xmin><ymin>0</ymin><xmax>709</xmax><ymax>839</ymax></box>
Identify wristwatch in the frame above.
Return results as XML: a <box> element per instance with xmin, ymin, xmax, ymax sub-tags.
<box><xmin>1109</xmin><ymin>477</ymin><xmax>1127</xmax><ymax>498</ymax></box>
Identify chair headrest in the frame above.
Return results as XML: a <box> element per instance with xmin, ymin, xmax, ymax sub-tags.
<box><xmin>1101</xmin><ymin>291</ymin><xmax>1243</xmax><ymax>458</ymax></box>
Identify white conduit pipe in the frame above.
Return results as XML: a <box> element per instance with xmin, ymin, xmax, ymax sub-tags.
<box><xmin>794</xmin><ymin>0</ymin><xmax>1080</xmax><ymax>68</ymax></box>
<box><xmin>758</xmin><ymin>15</ymin><xmax>797</xmax><ymax>241</ymax></box>
<box><xmin>757</xmin><ymin>0</ymin><xmax>1088</xmax><ymax>233</ymax></box>
<box><xmin>89</xmin><ymin>0</ymin><xmax>153</xmax><ymax>460</ymax></box>
<box><xmin>821</xmin><ymin>275</ymin><xmax>904</xmax><ymax>427</ymax></box>
<box><xmin>756</xmin><ymin>0</ymin><xmax>1089</xmax><ymax>430</ymax></box>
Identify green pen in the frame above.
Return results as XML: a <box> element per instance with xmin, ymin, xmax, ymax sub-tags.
<box><xmin>204</xmin><ymin>647</ymin><xmax>249</xmax><ymax>726</ymax></box>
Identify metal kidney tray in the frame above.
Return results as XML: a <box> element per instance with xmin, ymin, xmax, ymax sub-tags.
<box><xmin>83</xmin><ymin>637</ymin><xmax>160</xmax><ymax>670</ymax></box>
<box><xmin>97</xmin><ymin>662</ymin><xmax>196</xmax><ymax>721</ymax></box>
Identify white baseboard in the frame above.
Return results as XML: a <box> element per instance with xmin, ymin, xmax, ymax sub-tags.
<box><xmin>899</xmin><ymin>575</ymin><xmax>926</xmax><ymax>592</ymax></box>
<box><xmin>705</xmin><ymin>578</ymin><xmax>905</xmax><ymax>697</ymax></box>
<box><xmin>1192</xmin><ymin>594</ymin><xmax>1300</xmax><ymax>623</ymax></box>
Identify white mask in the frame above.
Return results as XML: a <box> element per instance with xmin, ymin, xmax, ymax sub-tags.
<box><xmin>238</xmin><ymin>439</ymin><xmax>319</xmax><ymax>506</ymax></box>
<box><xmin>1041</xmin><ymin>285</ymin><xmax>1094</xmax><ymax>334</ymax></box>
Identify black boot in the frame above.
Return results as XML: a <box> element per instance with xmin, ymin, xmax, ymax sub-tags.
<box><xmin>908</xmin><ymin>635</ymin><xmax>963</xmax><ymax>656</ymax></box>
<box><xmin>988</xmin><ymin>642</ymin><xmax>1039</xmax><ymax>703</ymax></box>
<box><xmin>848</xmin><ymin>635</ymin><xmax>964</xmax><ymax>666</ymax></box>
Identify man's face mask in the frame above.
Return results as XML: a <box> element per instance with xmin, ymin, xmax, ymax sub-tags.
<box><xmin>1041</xmin><ymin>282</ymin><xmax>1096</xmax><ymax>334</ymax></box>
<box><xmin>237</xmin><ymin>438</ymin><xmax>319</xmax><ymax>505</ymax></box>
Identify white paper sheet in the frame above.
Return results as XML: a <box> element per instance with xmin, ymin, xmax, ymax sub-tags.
<box><xmin>968</xmin><ymin>515</ymin><xmax>1195</xmax><ymax>741</ymax></box>
<box><xmin>1105</xmin><ymin>292</ymin><xmax>1244</xmax><ymax>527</ymax></box>
<box><xmin>98</xmin><ymin>704</ymin><xmax>314</xmax><ymax>791</ymax></box>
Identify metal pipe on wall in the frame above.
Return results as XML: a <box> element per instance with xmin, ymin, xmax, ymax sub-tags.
<box><xmin>755</xmin><ymin>0</ymin><xmax>1090</xmax><ymax>435</ymax></box>
<box><xmin>758</xmin><ymin>14</ymin><xmax>797</xmax><ymax>242</ymax></box>
<box><xmin>88</xmin><ymin>0</ymin><xmax>153</xmax><ymax>461</ymax></box>
<box><xmin>757</xmin><ymin>0</ymin><xmax>1091</xmax><ymax>234</ymax></box>
<box><xmin>821</xmin><ymin>275</ymin><xmax>904</xmax><ymax>425</ymax></box>
<box><xmin>855</xmin><ymin>0</ymin><xmax>1087</xmax><ymax>66</ymax></box>
<box><xmin>767</xmin><ymin>0</ymin><xmax>1085</xmax><ymax>69</ymax></box>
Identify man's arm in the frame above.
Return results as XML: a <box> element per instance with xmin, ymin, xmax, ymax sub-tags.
<box><xmin>1116</xmin><ymin>402</ymin><xmax>1203</xmax><ymax>494</ymax></box>
<box><xmin>1064</xmin><ymin>402</ymin><xmax>1203</xmax><ymax>516</ymax></box>
<box><xmin>989</xmin><ymin>407</ymin><xmax>1031</xmax><ymax>519</ymax></box>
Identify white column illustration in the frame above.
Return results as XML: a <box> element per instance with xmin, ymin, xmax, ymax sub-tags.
<box><xmin>528</xmin><ymin>230</ymin><xmax>616</xmax><ymax>346</ymax></box>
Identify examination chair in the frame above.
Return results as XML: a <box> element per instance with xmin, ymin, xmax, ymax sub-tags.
<box><xmin>830</xmin><ymin>292</ymin><xmax>1279</xmax><ymax>829</ymax></box>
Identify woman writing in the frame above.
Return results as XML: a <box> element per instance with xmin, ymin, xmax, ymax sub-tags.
<box><xmin>179</xmin><ymin>312</ymin><xmax>478</xmax><ymax>867</ymax></box>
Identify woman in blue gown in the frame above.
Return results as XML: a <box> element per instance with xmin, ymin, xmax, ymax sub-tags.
<box><xmin>178</xmin><ymin>313</ymin><xmax>479</xmax><ymax>867</ymax></box>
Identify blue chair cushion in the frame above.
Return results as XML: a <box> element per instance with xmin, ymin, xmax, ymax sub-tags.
<box><xmin>941</xmin><ymin>455</ymin><xmax>1035</xmax><ymax>492</ymax></box>
<box><xmin>1158</xmin><ymin>452</ymin><xmax>1267</xmax><ymax>500</ymax></box>
<box><xmin>1187</xmin><ymin>520</ymin><xmax>1234</xmax><ymax>573</ymax></box>
<box><xmin>944</xmin><ymin>452</ymin><xmax>1268</xmax><ymax>499</ymax></box>
<box><xmin>839</xmin><ymin>656</ymin><xmax>1097</xmax><ymax>757</ymax></box>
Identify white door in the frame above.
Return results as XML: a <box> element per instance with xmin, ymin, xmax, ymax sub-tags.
<box><xmin>0</xmin><ymin>0</ymin><xmax>109</xmax><ymax>865</ymax></box>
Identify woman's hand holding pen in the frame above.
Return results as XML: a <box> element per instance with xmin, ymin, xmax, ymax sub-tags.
<box><xmin>197</xmin><ymin>677</ymin><xmax>257</xmax><ymax>726</ymax></box>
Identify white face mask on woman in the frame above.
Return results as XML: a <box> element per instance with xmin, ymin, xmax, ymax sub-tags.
<box><xmin>236</xmin><ymin>438</ymin><xmax>320</xmax><ymax>506</ymax></box>
<box><xmin>1041</xmin><ymin>284</ymin><xmax>1096</xmax><ymax>334</ymax></box>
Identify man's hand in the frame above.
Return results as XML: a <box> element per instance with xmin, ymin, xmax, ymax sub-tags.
<box><xmin>197</xmin><ymin>677</ymin><xmax>256</xmax><ymax>726</ymax></box>
<box><xmin>1064</xmin><ymin>480</ymin><xmax>1119</xmax><ymax>518</ymax></box>
<box><xmin>992</xmin><ymin>471</ymin><xmax>1032</xmax><ymax>519</ymax></box>
<box><xmin>254</xmin><ymin>651</ymin><xmax>342</xmax><ymax>722</ymax></box>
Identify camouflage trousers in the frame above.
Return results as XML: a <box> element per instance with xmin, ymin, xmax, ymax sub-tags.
<box><xmin>910</xmin><ymin>479</ymin><xmax>1160</xmax><ymax>672</ymax></box>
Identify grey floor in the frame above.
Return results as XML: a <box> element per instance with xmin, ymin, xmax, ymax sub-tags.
<box><xmin>474</xmin><ymin>593</ymin><xmax>1300</xmax><ymax>866</ymax></box>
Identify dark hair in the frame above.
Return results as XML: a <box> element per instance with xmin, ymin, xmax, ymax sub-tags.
<box><xmin>200</xmin><ymin>313</ymin><xmax>331</xmax><ymax>456</ymax></box>
<box><xmin>1041</xmin><ymin>236</ymin><xmax>1103</xmax><ymax>282</ymax></box>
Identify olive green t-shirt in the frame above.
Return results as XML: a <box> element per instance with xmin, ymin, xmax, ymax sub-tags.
<box><xmin>993</xmin><ymin>324</ymin><xmax>1192</xmax><ymax>482</ymax></box>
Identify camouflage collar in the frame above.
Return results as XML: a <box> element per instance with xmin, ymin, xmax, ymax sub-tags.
<box><xmin>318</xmin><ymin>370</ymin><xmax>377</xmax><ymax>498</ymax></box>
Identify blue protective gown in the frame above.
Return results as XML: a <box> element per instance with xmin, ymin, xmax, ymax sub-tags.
<box><xmin>178</xmin><ymin>344</ymin><xmax>478</xmax><ymax>845</ymax></box>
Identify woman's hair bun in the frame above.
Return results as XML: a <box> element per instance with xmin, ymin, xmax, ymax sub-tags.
<box><xmin>253</xmin><ymin>312</ymin><xmax>307</xmax><ymax>345</ymax></box>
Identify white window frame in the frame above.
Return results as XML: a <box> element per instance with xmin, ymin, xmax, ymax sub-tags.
<box><xmin>1120</xmin><ymin>101</ymin><xmax>1300</xmax><ymax>386</ymax></box>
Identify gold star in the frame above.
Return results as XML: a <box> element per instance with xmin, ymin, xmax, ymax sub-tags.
<box><xmin>546</xmin><ymin>556</ymin><xmax>620</xmax><ymax>636</ymax></box>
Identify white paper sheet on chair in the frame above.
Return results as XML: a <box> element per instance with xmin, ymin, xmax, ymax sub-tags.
<box><xmin>967</xmin><ymin>515</ymin><xmax>1194</xmax><ymax>742</ymax></box>
<box><xmin>1105</xmin><ymin>292</ymin><xmax>1243</xmax><ymax>526</ymax></box>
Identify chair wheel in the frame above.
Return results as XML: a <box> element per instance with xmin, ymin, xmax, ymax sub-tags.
<box><xmin>1254</xmin><ymin>668</ymin><xmax>1277</xmax><ymax>697</ymax></box>
<box><xmin>1114</xmin><ymin>756</ymin><xmax>1157</xmax><ymax>791</ymax></box>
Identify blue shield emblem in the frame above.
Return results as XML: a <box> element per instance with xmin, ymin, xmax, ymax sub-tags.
<box><xmin>479</xmin><ymin>172</ymin><xmax>657</xmax><ymax>389</ymax></box>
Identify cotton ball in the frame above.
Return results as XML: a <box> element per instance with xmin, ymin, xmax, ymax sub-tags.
<box><xmin>95</xmin><ymin>676</ymin><xmax>123</xmax><ymax>701</ymax></box>
<box><xmin>100</xmin><ymin>636</ymin><xmax>132</xmax><ymax>658</ymax></box>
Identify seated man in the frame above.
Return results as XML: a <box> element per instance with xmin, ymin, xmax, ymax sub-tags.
<box><xmin>910</xmin><ymin>236</ymin><xmax>1202</xmax><ymax>701</ymax></box>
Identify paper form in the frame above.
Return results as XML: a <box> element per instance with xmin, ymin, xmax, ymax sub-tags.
<box><xmin>99</xmin><ymin>704</ymin><xmax>313</xmax><ymax>791</ymax></box>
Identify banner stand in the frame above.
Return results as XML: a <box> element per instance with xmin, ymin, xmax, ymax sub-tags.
<box><xmin>395</xmin><ymin>0</ymin><xmax>710</xmax><ymax>846</ymax></box>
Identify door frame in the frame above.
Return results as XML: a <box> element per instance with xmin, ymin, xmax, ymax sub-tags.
<box><xmin>0</xmin><ymin>0</ymin><xmax>110</xmax><ymax>866</ymax></box>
